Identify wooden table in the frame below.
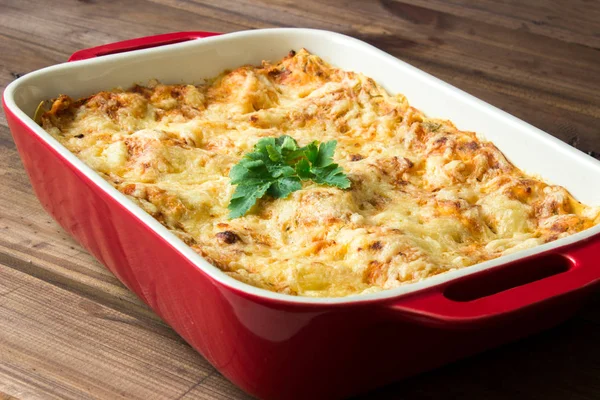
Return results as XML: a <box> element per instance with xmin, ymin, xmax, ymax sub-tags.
<box><xmin>1</xmin><ymin>1</ymin><xmax>599</xmax><ymax>399</ymax></box>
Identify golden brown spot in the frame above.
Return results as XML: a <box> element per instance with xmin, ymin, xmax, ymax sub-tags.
<box><xmin>364</xmin><ymin>260</ymin><xmax>389</xmax><ymax>284</ymax></box>
<box><xmin>122</xmin><ymin>184</ymin><xmax>136</xmax><ymax>195</ymax></box>
<box><xmin>369</xmin><ymin>241</ymin><xmax>383</xmax><ymax>250</ymax></box>
<box><xmin>52</xmin><ymin>95</ymin><xmax>73</xmax><ymax>112</ymax></box>
<box><xmin>216</xmin><ymin>231</ymin><xmax>241</xmax><ymax>244</ymax></box>
<box><xmin>434</xmin><ymin>136</ymin><xmax>448</xmax><ymax>146</ymax></box>
<box><xmin>371</xmin><ymin>156</ymin><xmax>414</xmax><ymax>185</ymax></box>
<box><xmin>267</xmin><ymin>67</ymin><xmax>292</xmax><ymax>82</ymax></box>
<box><xmin>466</xmin><ymin>141</ymin><xmax>479</xmax><ymax>150</ymax></box>
<box><xmin>312</xmin><ymin>240</ymin><xmax>337</xmax><ymax>253</ymax></box>
<box><xmin>436</xmin><ymin>199</ymin><xmax>463</xmax><ymax>217</ymax></box>
<box><xmin>505</xmin><ymin>181</ymin><xmax>534</xmax><ymax>202</ymax></box>
<box><xmin>544</xmin><ymin>234</ymin><xmax>560</xmax><ymax>243</ymax></box>
<box><xmin>458</xmin><ymin>141</ymin><xmax>481</xmax><ymax>153</ymax></box>
<box><xmin>131</xmin><ymin>84</ymin><xmax>152</xmax><ymax>98</ymax></box>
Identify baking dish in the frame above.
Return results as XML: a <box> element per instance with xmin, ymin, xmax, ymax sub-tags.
<box><xmin>3</xmin><ymin>29</ymin><xmax>600</xmax><ymax>399</ymax></box>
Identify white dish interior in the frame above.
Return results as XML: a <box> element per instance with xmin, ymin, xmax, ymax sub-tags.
<box><xmin>4</xmin><ymin>28</ymin><xmax>600</xmax><ymax>304</ymax></box>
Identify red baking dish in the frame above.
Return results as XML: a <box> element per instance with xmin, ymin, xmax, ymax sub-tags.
<box><xmin>3</xmin><ymin>30</ymin><xmax>600</xmax><ymax>400</ymax></box>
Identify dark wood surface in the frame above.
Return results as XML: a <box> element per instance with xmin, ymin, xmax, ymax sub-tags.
<box><xmin>1</xmin><ymin>1</ymin><xmax>599</xmax><ymax>399</ymax></box>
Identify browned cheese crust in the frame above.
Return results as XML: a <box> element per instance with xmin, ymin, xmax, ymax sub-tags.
<box><xmin>41</xmin><ymin>49</ymin><xmax>600</xmax><ymax>297</ymax></box>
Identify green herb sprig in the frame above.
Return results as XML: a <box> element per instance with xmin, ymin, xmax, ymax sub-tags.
<box><xmin>228</xmin><ymin>135</ymin><xmax>350</xmax><ymax>218</ymax></box>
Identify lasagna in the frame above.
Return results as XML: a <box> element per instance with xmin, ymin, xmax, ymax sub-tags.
<box><xmin>41</xmin><ymin>49</ymin><xmax>600</xmax><ymax>297</ymax></box>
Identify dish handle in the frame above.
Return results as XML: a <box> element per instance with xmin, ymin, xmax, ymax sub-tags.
<box><xmin>68</xmin><ymin>31</ymin><xmax>222</xmax><ymax>62</ymax></box>
<box><xmin>387</xmin><ymin>236</ymin><xmax>600</xmax><ymax>328</ymax></box>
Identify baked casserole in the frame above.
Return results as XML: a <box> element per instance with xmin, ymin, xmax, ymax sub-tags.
<box><xmin>40</xmin><ymin>49</ymin><xmax>600</xmax><ymax>297</ymax></box>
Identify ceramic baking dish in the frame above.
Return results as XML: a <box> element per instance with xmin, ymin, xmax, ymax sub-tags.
<box><xmin>3</xmin><ymin>29</ymin><xmax>600</xmax><ymax>400</ymax></box>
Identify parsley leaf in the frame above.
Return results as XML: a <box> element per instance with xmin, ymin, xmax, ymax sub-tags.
<box><xmin>228</xmin><ymin>182</ymin><xmax>272</xmax><ymax>219</ymax></box>
<box><xmin>228</xmin><ymin>136</ymin><xmax>350</xmax><ymax>218</ymax></box>
<box><xmin>295</xmin><ymin>158</ymin><xmax>312</xmax><ymax>180</ymax></box>
<box><xmin>314</xmin><ymin>140</ymin><xmax>336</xmax><ymax>167</ymax></box>
<box><xmin>267</xmin><ymin>176</ymin><xmax>302</xmax><ymax>198</ymax></box>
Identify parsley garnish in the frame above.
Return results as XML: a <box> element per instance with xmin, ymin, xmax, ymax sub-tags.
<box><xmin>228</xmin><ymin>136</ymin><xmax>350</xmax><ymax>218</ymax></box>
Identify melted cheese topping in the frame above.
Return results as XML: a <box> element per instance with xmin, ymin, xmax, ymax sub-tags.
<box><xmin>41</xmin><ymin>49</ymin><xmax>600</xmax><ymax>297</ymax></box>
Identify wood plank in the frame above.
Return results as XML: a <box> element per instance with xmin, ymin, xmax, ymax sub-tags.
<box><xmin>182</xmin><ymin>373</ymin><xmax>253</xmax><ymax>400</ymax></box>
<box><xmin>0</xmin><ymin>266</ymin><xmax>214</xmax><ymax>399</ymax></box>
<box><xmin>0</xmin><ymin>0</ymin><xmax>244</xmax><ymax>55</ymax></box>
<box><xmin>381</xmin><ymin>0</ymin><xmax>600</xmax><ymax>49</ymax></box>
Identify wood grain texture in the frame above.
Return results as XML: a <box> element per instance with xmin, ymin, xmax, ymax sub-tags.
<box><xmin>0</xmin><ymin>0</ymin><xmax>599</xmax><ymax>399</ymax></box>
